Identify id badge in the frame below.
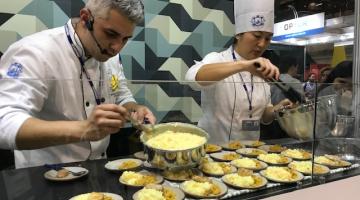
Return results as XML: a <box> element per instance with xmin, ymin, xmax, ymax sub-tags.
<box><xmin>242</xmin><ymin>119</ymin><xmax>260</xmax><ymax>131</ymax></box>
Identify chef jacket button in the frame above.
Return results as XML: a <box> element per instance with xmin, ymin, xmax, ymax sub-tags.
<box><xmin>101</xmin><ymin>152</ymin><xmax>105</xmax><ymax>157</ymax></box>
<box><xmin>85</xmin><ymin>101</ymin><xmax>90</xmax><ymax>107</ymax></box>
<box><xmin>101</xmin><ymin>98</ymin><xmax>105</xmax><ymax>103</ymax></box>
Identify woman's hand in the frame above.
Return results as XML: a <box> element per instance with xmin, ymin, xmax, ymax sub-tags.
<box><xmin>240</xmin><ymin>57</ymin><xmax>280</xmax><ymax>80</ymax></box>
<box><xmin>273</xmin><ymin>99</ymin><xmax>295</xmax><ymax>113</ymax></box>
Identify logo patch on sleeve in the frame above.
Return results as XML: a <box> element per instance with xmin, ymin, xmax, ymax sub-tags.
<box><xmin>7</xmin><ymin>62</ymin><xmax>23</xmax><ymax>78</ymax></box>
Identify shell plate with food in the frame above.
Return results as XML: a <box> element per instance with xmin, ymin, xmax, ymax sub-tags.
<box><xmin>288</xmin><ymin>161</ymin><xmax>330</xmax><ymax>175</ymax></box>
<box><xmin>260</xmin><ymin>166</ymin><xmax>304</xmax><ymax>183</ymax></box>
<box><xmin>257</xmin><ymin>153</ymin><xmax>292</xmax><ymax>165</ymax></box>
<box><xmin>230</xmin><ymin>158</ymin><xmax>268</xmax><ymax>171</ymax></box>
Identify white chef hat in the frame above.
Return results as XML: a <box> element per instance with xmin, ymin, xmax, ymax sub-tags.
<box><xmin>234</xmin><ymin>0</ymin><xmax>274</xmax><ymax>34</ymax></box>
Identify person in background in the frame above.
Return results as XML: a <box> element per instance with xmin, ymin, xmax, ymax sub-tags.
<box><xmin>185</xmin><ymin>0</ymin><xmax>291</xmax><ymax>143</ymax></box>
<box><xmin>319</xmin><ymin>66</ymin><xmax>332</xmax><ymax>84</ymax></box>
<box><xmin>316</xmin><ymin>61</ymin><xmax>353</xmax><ymax>137</ymax></box>
<box><xmin>271</xmin><ymin>56</ymin><xmax>302</xmax><ymax>105</ymax></box>
<box><xmin>303</xmin><ymin>73</ymin><xmax>317</xmax><ymax>99</ymax></box>
<box><xmin>0</xmin><ymin>0</ymin><xmax>155</xmax><ymax>168</ymax></box>
<box><xmin>318</xmin><ymin>61</ymin><xmax>353</xmax><ymax>114</ymax></box>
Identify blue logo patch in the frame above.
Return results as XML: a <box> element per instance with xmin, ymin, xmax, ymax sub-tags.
<box><xmin>7</xmin><ymin>62</ymin><xmax>23</xmax><ymax>78</ymax></box>
<box><xmin>251</xmin><ymin>15</ymin><xmax>265</xmax><ymax>27</ymax></box>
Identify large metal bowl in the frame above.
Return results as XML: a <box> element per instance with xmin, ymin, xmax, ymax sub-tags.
<box><xmin>140</xmin><ymin>122</ymin><xmax>209</xmax><ymax>170</ymax></box>
<box><xmin>276</xmin><ymin>95</ymin><xmax>337</xmax><ymax>140</ymax></box>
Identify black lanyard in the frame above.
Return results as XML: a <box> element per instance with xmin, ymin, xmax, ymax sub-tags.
<box><xmin>231</xmin><ymin>50</ymin><xmax>254</xmax><ymax>118</ymax></box>
<box><xmin>65</xmin><ymin>23</ymin><xmax>102</xmax><ymax>105</ymax></box>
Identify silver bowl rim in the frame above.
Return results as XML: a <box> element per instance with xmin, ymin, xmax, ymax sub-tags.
<box><xmin>140</xmin><ymin>122</ymin><xmax>209</xmax><ymax>153</ymax></box>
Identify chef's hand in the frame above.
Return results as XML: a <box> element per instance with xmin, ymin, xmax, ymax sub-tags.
<box><xmin>273</xmin><ymin>99</ymin><xmax>295</xmax><ymax>113</ymax></box>
<box><xmin>242</xmin><ymin>57</ymin><xmax>280</xmax><ymax>80</ymax></box>
<box><xmin>80</xmin><ymin>104</ymin><xmax>128</xmax><ymax>141</ymax></box>
<box><xmin>130</xmin><ymin>105</ymin><xmax>156</xmax><ymax>125</ymax></box>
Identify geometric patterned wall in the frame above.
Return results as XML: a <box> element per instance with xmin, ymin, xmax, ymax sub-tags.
<box><xmin>0</xmin><ymin>0</ymin><xmax>235</xmax><ymax>123</ymax></box>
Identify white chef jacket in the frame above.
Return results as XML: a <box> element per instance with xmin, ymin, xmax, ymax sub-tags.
<box><xmin>0</xmin><ymin>19</ymin><xmax>136</xmax><ymax>168</ymax></box>
<box><xmin>185</xmin><ymin>47</ymin><xmax>272</xmax><ymax>144</ymax></box>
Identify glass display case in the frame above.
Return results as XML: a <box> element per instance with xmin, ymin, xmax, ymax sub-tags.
<box><xmin>0</xmin><ymin>78</ymin><xmax>359</xmax><ymax>200</ymax></box>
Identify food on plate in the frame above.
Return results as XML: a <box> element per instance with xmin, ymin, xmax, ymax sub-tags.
<box><xmin>56</xmin><ymin>168</ymin><xmax>70</xmax><ymax>178</ymax></box>
<box><xmin>242</xmin><ymin>140</ymin><xmax>265</xmax><ymax>147</ymax></box>
<box><xmin>118</xmin><ymin>160</ymin><xmax>139</xmax><ymax>170</ymax></box>
<box><xmin>226</xmin><ymin>140</ymin><xmax>243</xmax><ymax>149</ymax></box>
<box><xmin>237</xmin><ymin>148</ymin><xmax>267</xmax><ymax>157</ymax></box>
<box><xmin>119</xmin><ymin>171</ymin><xmax>157</xmax><ymax>186</ymax></box>
<box><xmin>281</xmin><ymin>149</ymin><xmax>312</xmax><ymax>160</ymax></box>
<box><xmin>259</xmin><ymin>144</ymin><xmax>287</xmax><ymax>153</ymax></box>
<box><xmin>288</xmin><ymin>161</ymin><xmax>330</xmax><ymax>175</ymax></box>
<box><xmin>182</xmin><ymin>176</ymin><xmax>221</xmax><ymax>197</ymax></box>
<box><xmin>136</xmin><ymin>185</ymin><xmax>176</xmax><ymax>200</ymax></box>
<box><xmin>231</xmin><ymin>158</ymin><xmax>266</xmax><ymax>170</ymax></box>
<box><xmin>146</xmin><ymin>131</ymin><xmax>206</xmax><ymax>151</ymax></box>
<box><xmin>222</xmin><ymin>152</ymin><xmax>241</xmax><ymax>161</ymax></box>
<box><xmin>314</xmin><ymin>155</ymin><xmax>352</xmax><ymax>168</ymax></box>
<box><xmin>205</xmin><ymin>144</ymin><xmax>222</xmax><ymax>153</ymax></box>
<box><xmin>258</xmin><ymin>153</ymin><xmax>291</xmax><ymax>165</ymax></box>
<box><xmin>237</xmin><ymin>168</ymin><xmax>253</xmax><ymax>176</ymax></box>
<box><xmin>269</xmin><ymin>144</ymin><xmax>286</xmax><ymax>152</ymax></box>
<box><xmin>261</xmin><ymin>167</ymin><xmax>301</xmax><ymax>182</ymax></box>
<box><xmin>73</xmin><ymin>192</ymin><xmax>113</xmax><ymax>200</ymax></box>
<box><xmin>200</xmin><ymin>162</ymin><xmax>234</xmax><ymax>175</ymax></box>
<box><xmin>222</xmin><ymin>173</ymin><xmax>265</xmax><ymax>189</ymax></box>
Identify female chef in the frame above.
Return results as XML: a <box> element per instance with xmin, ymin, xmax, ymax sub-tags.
<box><xmin>186</xmin><ymin>0</ymin><xmax>291</xmax><ymax>143</ymax></box>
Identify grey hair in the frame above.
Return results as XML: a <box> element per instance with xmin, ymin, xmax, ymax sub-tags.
<box><xmin>85</xmin><ymin>0</ymin><xmax>144</xmax><ymax>25</ymax></box>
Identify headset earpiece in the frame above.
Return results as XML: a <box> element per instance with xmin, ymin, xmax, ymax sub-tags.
<box><xmin>85</xmin><ymin>19</ymin><xmax>94</xmax><ymax>31</ymax></box>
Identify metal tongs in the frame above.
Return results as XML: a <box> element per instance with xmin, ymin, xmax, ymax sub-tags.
<box><xmin>254</xmin><ymin>62</ymin><xmax>305</xmax><ymax>104</ymax></box>
<box><xmin>128</xmin><ymin>115</ymin><xmax>154</xmax><ymax>134</ymax></box>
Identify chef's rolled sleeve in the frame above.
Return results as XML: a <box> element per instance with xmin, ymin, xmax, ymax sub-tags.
<box><xmin>185</xmin><ymin>52</ymin><xmax>222</xmax><ymax>91</ymax></box>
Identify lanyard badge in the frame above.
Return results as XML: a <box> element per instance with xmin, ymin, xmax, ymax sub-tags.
<box><xmin>231</xmin><ymin>51</ymin><xmax>254</xmax><ymax>118</ymax></box>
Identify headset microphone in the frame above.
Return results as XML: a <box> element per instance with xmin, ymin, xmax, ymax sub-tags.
<box><xmin>86</xmin><ymin>19</ymin><xmax>107</xmax><ymax>55</ymax></box>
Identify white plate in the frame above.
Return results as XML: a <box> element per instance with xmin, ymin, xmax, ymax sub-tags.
<box><xmin>44</xmin><ymin>167</ymin><xmax>88</xmax><ymax>182</ymax></box>
<box><xmin>133</xmin><ymin>151</ymin><xmax>148</xmax><ymax>160</ymax></box>
<box><xmin>230</xmin><ymin>158</ymin><xmax>268</xmax><ymax>171</ymax></box>
<box><xmin>240</xmin><ymin>140</ymin><xmax>265</xmax><ymax>148</ymax></box>
<box><xmin>209</xmin><ymin>151</ymin><xmax>242</xmax><ymax>162</ymax></box>
<box><xmin>105</xmin><ymin>158</ymin><xmax>142</xmax><ymax>172</ymax></box>
<box><xmin>119</xmin><ymin>170</ymin><xmax>163</xmax><ymax>187</ymax></box>
<box><xmin>69</xmin><ymin>192</ymin><xmax>123</xmax><ymax>200</ymax></box>
<box><xmin>288</xmin><ymin>161</ymin><xmax>330</xmax><ymax>175</ymax></box>
<box><xmin>236</xmin><ymin>148</ymin><xmax>267</xmax><ymax>158</ymax></box>
<box><xmin>204</xmin><ymin>144</ymin><xmax>222</xmax><ymax>153</ymax></box>
<box><xmin>280</xmin><ymin>149</ymin><xmax>312</xmax><ymax>160</ymax></box>
<box><xmin>258</xmin><ymin>145</ymin><xmax>287</xmax><ymax>153</ymax></box>
<box><xmin>219</xmin><ymin>141</ymin><xmax>244</xmax><ymax>151</ymax></box>
<box><xmin>200</xmin><ymin>162</ymin><xmax>237</xmax><ymax>177</ymax></box>
<box><xmin>222</xmin><ymin>173</ymin><xmax>268</xmax><ymax>189</ymax></box>
<box><xmin>180</xmin><ymin>179</ymin><xmax>227</xmax><ymax>199</ymax></box>
<box><xmin>314</xmin><ymin>156</ymin><xmax>352</xmax><ymax>168</ymax></box>
<box><xmin>257</xmin><ymin>154</ymin><xmax>293</xmax><ymax>165</ymax></box>
<box><xmin>133</xmin><ymin>185</ymin><xmax>185</xmax><ymax>200</ymax></box>
<box><xmin>260</xmin><ymin>167</ymin><xmax>304</xmax><ymax>183</ymax></box>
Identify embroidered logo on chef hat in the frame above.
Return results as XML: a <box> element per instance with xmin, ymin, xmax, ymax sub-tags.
<box><xmin>251</xmin><ymin>15</ymin><xmax>265</xmax><ymax>27</ymax></box>
<box><xmin>234</xmin><ymin>0</ymin><xmax>274</xmax><ymax>34</ymax></box>
<box><xmin>7</xmin><ymin>62</ymin><xmax>23</xmax><ymax>78</ymax></box>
